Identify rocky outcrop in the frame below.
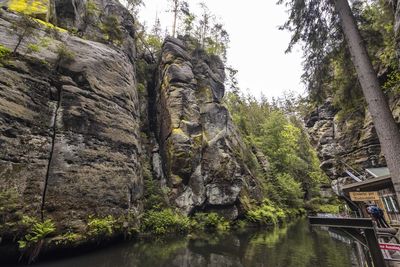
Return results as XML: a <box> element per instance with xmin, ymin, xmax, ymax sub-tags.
<box><xmin>0</xmin><ymin>0</ymin><xmax>264</xmax><ymax>251</ymax></box>
<box><xmin>305</xmin><ymin>96</ymin><xmax>400</xmax><ymax>190</ymax></box>
<box><xmin>154</xmin><ymin>37</ymin><xmax>263</xmax><ymax>218</ymax></box>
<box><xmin>0</xmin><ymin>6</ymin><xmax>142</xmax><ymax>239</ymax></box>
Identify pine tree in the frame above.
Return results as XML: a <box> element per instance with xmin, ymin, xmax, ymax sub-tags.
<box><xmin>279</xmin><ymin>0</ymin><xmax>400</xmax><ymax>202</ymax></box>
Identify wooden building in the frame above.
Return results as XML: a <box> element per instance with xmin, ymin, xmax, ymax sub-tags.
<box><xmin>341</xmin><ymin>167</ymin><xmax>400</xmax><ymax>225</ymax></box>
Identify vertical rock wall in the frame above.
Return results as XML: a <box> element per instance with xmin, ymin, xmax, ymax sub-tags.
<box><xmin>0</xmin><ymin>4</ymin><xmax>143</xmax><ymax>236</ymax></box>
<box><xmin>155</xmin><ymin>38</ymin><xmax>262</xmax><ymax>219</ymax></box>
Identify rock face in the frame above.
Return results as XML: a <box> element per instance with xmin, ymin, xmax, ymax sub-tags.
<box><xmin>305</xmin><ymin>96</ymin><xmax>400</xmax><ymax>191</ymax></box>
<box><xmin>0</xmin><ymin>5</ymin><xmax>142</xmax><ymax>237</ymax></box>
<box><xmin>154</xmin><ymin>37</ymin><xmax>263</xmax><ymax>218</ymax></box>
<box><xmin>0</xmin><ymin>0</ymin><xmax>263</xmax><ymax>248</ymax></box>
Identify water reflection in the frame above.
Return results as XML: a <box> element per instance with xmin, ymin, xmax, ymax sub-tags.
<box><xmin>33</xmin><ymin>219</ymin><xmax>356</xmax><ymax>267</ymax></box>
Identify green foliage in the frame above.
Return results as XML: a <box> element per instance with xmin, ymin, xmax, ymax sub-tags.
<box><xmin>87</xmin><ymin>215</ymin><xmax>117</xmax><ymax>237</ymax></box>
<box><xmin>0</xmin><ymin>44</ymin><xmax>11</xmax><ymax>65</ymax></box>
<box><xmin>86</xmin><ymin>0</ymin><xmax>99</xmax><ymax>17</ymax></box>
<box><xmin>225</xmin><ymin>92</ymin><xmax>328</xmax><ymax>208</ymax></box>
<box><xmin>246</xmin><ymin>199</ymin><xmax>287</xmax><ymax>225</ymax></box>
<box><xmin>0</xmin><ymin>188</ymin><xmax>23</xmax><ymax>233</ymax></box>
<box><xmin>55</xmin><ymin>44</ymin><xmax>75</xmax><ymax>68</ymax></box>
<box><xmin>317</xmin><ymin>204</ymin><xmax>341</xmax><ymax>214</ymax></box>
<box><xmin>142</xmin><ymin>160</ymin><xmax>168</xmax><ymax>211</ymax></box>
<box><xmin>10</xmin><ymin>14</ymin><xmax>38</xmax><ymax>54</ymax></box>
<box><xmin>383</xmin><ymin>70</ymin><xmax>400</xmax><ymax>93</ymax></box>
<box><xmin>141</xmin><ymin>209</ymin><xmax>190</xmax><ymax>235</ymax></box>
<box><xmin>146</xmin><ymin>34</ymin><xmax>162</xmax><ymax>52</ymax></box>
<box><xmin>279</xmin><ymin>0</ymin><xmax>399</xmax><ymax>120</ymax></box>
<box><xmin>26</xmin><ymin>43</ymin><xmax>40</xmax><ymax>54</ymax></box>
<box><xmin>18</xmin><ymin>216</ymin><xmax>56</xmax><ymax>249</ymax></box>
<box><xmin>54</xmin><ymin>232</ymin><xmax>83</xmax><ymax>245</ymax></box>
<box><xmin>0</xmin><ymin>44</ymin><xmax>11</xmax><ymax>58</ymax></box>
<box><xmin>305</xmin><ymin>197</ymin><xmax>342</xmax><ymax>214</ymax></box>
<box><xmin>38</xmin><ymin>37</ymin><xmax>52</xmax><ymax>47</ymax></box>
<box><xmin>275</xmin><ymin>173</ymin><xmax>303</xmax><ymax>208</ymax></box>
<box><xmin>101</xmin><ymin>16</ymin><xmax>123</xmax><ymax>45</ymax></box>
<box><xmin>191</xmin><ymin>212</ymin><xmax>230</xmax><ymax>232</ymax></box>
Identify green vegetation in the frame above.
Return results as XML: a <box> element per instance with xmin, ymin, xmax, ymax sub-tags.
<box><xmin>225</xmin><ymin>92</ymin><xmax>329</xmax><ymax>211</ymax></box>
<box><xmin>54</xmin><ymin>232</ymin><xmax>83</xmax><ymax>245</ymax></box>
<box><xmin>0</xmin><ymin>44</ymin><xmax>11</xmax><ymax>66</ymax></box>
<box><xmin>246</xmin><ymin>200</ymin><xmax>286</xmax><ymax>225</ymax></box>
<box><xmin>0</xmin><ymin>188</ymin><xmax>22</xmax><ymax>234</ymax></box>
<box><xmin>10</xmin><ymin>14</ymin><xmax>38</xmax><ymax>55</ymax></box>
<box><xmin>55</xmin><ymin>44</ymin><xmax>75</xmax><ymax>69</ymax></box>
<box><xmin>8</xmin><ymin>0</ymin><xmax>48</xmax><ymax>16</ymax></box>
<box><xmin>86</xmin><ymin>0</ymin><xmax>99</xmax><ymax>17</ymax></box>
<box><xmin>191</xmin><ymin>212</ymin><xmax>230</xmax><ymax>232</ymax></box>
<box><xmin>26</xmin><ymin>43</ymin><xmax>40</xmax><ymax>54</ymax></box>
<box><xmin>279</xmin><ymin>0</ymin><xmax>398</xmax><ymax>121</ymax></box>
<box><xmin>87</xmin><ymin>215</ymin><xmax>117</xmax><ymax>238</ymax></box>
<box><xmin>18</xmin><ymin>216</ymin><xmax>55</xmax><ymax>249</ymax></box>
<box><xmin>141</xmin><ymin>209</ymin><xmax>190</xmax><ymax>235</ymax></box>
<box><xmin>101</xmin><ymin>16</ymin><xmax>123</xmax><ymax>45</ymax></box>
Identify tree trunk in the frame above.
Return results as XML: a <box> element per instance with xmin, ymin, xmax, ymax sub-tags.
<box><xmin>334</xmin><ymin>0</ymin><xmax>400</xmax><ymax>203</ymax></box>
<box><xmin>172</xmin><ymin>0</ymin><xmax>178</xmax><ymax>37</ymax></box>
<box><xmin>13</xmin><ymin>33</ymin><xmax>25</xmax><ymax>55</ymax></box>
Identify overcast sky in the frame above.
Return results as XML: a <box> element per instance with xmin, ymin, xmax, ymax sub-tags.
<box><xmin>137</xmin><ymin>0</ymin><xmax>305</xmax><ymax>99</ymax></box>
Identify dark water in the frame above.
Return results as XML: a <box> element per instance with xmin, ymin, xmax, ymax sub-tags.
<box><xmin>30</xmin><ymin>219</ymin><xmax>357</xmax><ymax>267</ymax></box>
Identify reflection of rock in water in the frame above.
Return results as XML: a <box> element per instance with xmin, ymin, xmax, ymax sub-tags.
<box><xmin>170</xmin><ymin>249</ymin><xmax>243</xmax><ymax>267</ymax></box>
<box><xmin>33</xmin><ymin>219</ymin><xmax>357</xmax><ymax>267</ymax></box>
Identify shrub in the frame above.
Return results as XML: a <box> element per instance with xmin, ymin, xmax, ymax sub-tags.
<box><xmin>246</xmin><ymin>199</ymin><xmax>287</xmax><ymax>225</ymax></box>
<box><xmin>141</xmin><ymin>209</ymin><xmax>190</xmax><ymax>235</ymax></box>
<box><xmin>191</xmin><ymin>212</ymin><xmax>230</xmax><ymax>232</ymax></box>
<box><xmin>316</xmin><ymin>204</ymin><xmax>340</xmax><ymax>214</ymax></box>
<box><xmin>55</xmin><ymin>44</ymin><xmax>75</xmax><ymax>69</ymax></box>
<box><xmin>87</xmin><ymin>215</ymin><xmax>116</xmax><ymax>238</ymax></box>
<box><xmin>0</xmin><ymin>44</ymin><xmax>11</xmax><ymax>59</ymax></box>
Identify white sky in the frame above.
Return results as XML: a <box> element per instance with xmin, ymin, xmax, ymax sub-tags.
<box><xmin>137</xmin><ymin>0</ymin><xmax>305</xmax><ymax>99</ymax></box>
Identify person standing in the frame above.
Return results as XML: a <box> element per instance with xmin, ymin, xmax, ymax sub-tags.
<box><xmin>368</xmin><ymin>204</ymin><xmax>390</xmax><ymax>228</ymax></box>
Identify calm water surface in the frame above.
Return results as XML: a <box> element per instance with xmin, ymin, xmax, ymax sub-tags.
<box><xmin>30</xmin><ymin>219</ymin><xmax>357</xmax><ymax>267</ymax></box>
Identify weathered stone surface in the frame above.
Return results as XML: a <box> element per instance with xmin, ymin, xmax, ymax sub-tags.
<box><xmin>155</xmin><ymin>37</ymin><xmax>263</xmax><ymax>218</ymax></box>
<box><xmin>305</xmin><ymin>94</ymin><xmax>400</xmax><ymax>191</ymax></box>
<box><xmin>0</xmin><ymin>7</ymin><xmax>142</xmax><ymax>235</ymax></box>
<box><xmin>51</xmin><ymin>0</ymin><xmax>136</xmax><ymax>61</ymax></box>
<box><xmin>0</xmin><ymin>1</ymin><xmax>265</xmax><ymax>249</ymax></box>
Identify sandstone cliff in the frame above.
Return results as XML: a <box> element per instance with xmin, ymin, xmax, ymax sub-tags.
<box><xmin>305</xmin><ymin>96</ymin><xmax>400</xmax><ymax>190</ymax></box>
<box><xmin>0</xmin><ymin>0</ymin><xmax>263</xmax><ymax>253</ymax></box>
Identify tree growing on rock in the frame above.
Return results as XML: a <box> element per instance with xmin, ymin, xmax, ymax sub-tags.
<box><xmin>55</xmin><ymin>44</ymin><xmax>75</xmax><ymax>71</ymax></box>
<box><xmin>125</xmin><ymin>0</ymin><xmax>145</xmax><ymax>17</ymax></box>
<box><xmin>10</xmin><ymin>14</ymin><xmax>38</xmax><ymax>55</ymax></box>
<box><xmin>179</xmin><ymin>1</ymin><xmax>195</xmax><ymax>36</ymax></box>
<box><xmin>279</xmin><ymin>0</ymin><xmax>400</xmax><ymax>202</ymax></box>
<box><xmin>101</xmin><ymin>15</ymin><xmax>123</xmax><ymax>44</ymax></box>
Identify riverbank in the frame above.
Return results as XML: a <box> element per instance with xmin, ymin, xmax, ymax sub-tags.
<box><xmin>0</xmin><ymin>202</ymin><xmax>307</xmax><ymax>265</ymax></box>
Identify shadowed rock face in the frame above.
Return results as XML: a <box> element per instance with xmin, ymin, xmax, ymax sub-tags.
<box><xmin>155</xmin><ymin>37</ymin><xmax>263</xmax><ymax>218</ymax></box>
<box><xmin>52</xmin><ymin>0</ymin><xmax>136</xmax><ymax>62</ymax></box>
<box><xmin>0</xmin><ymin>8</ymin><xmax>142</xmax><ymax>235</ymax></box>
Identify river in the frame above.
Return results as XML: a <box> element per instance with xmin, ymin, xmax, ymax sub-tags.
<box><xmin>15</xmin><ymin>219</ymin><xmax>359</xmax><ymax>267</ymax></box>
